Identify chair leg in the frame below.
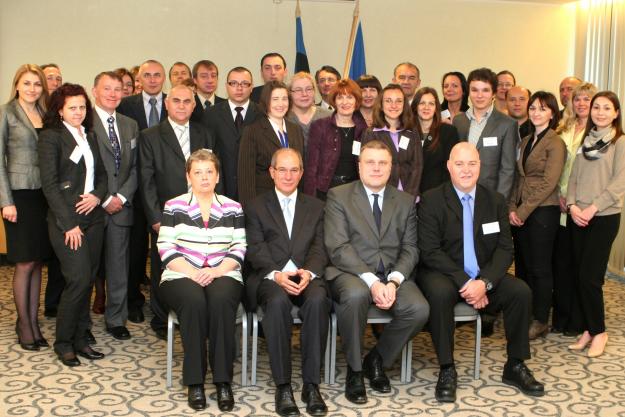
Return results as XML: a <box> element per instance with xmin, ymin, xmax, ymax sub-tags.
<box><xmin>324</xmin><ymin>317</ymin><xmax>331</xmax><ymax>385</ymax></box>
<box><xmin>330</xmin><ymin>313</ymin><xmax>337</xmax><ymax>385</ymax></box>
<box><xmin>474</xmin><ymin>315</ymin><xmax>482</xmax><ymax>379</ymax></box>
<box><xmin>400</xmin><ymin>343</ymin><xmax>408</xmax><ymax>383</ymax></box>
<box><xmin>166</xmin><ymin>313</ymin><xmax>174</xmax><ymax>389</ymax></box>
<box><xmin>404</xmin><ymin>338</ymin><xmax>413</xmax><ymax>383</ymax></box>
<box><xmin>251</xmin><ymin>312</ymin><xmax>258</xmax><ymax>386</ymax></box>
<box><xmin>241</xmin><ymin>312</ymin><xmax>248</xmax><ymax>386</ymax></box>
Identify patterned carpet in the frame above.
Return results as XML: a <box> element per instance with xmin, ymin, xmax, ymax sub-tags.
<box><xmin>1</xmin><ymin>265</ymin><xmax>624</xmax><ymax>417</ymax></box>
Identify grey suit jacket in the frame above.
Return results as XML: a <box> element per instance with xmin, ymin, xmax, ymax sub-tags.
<box><xmin>324</xmin><ymin>180</ymin><xmax>418</xmax><ymax>281</ymax></box>
<box><xmin>0</xmin><ymin>99</ymin><xmax>43</xmax><ymax>207</ymax></box>
<box><xmin>453</xmin><ymin>107</ymin><xmax>519</xmax><ymax>199</ymax></box>
<box><xmin>92</xmin><ymin>110</ymin><xmax>139</xmax><ymax>226</ymax></box>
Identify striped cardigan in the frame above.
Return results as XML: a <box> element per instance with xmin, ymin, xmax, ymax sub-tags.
<box><xmin>157</xmin><ymin>192</ymin><xmax>246</xmax><ymax>283</ymax></box>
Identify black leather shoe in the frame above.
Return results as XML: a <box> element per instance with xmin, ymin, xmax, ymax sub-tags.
<box><xmin>44</xmin><ymin>307</ymin><xmax>57</xmax><ymax>318</ymax></box>
<box><xmin>502</xmin><ymin>361</ymin><xmax>545</xmax><ymax>397</ymax></box>
<box><xmin>85</xmin><ymin>330</ymin><xmax>96</xmax><ymax>345</ymax></box>
<box><xmin>106</xmin><ymin>326</ymin><xmax>131</xmax><ymax>340</ymax></box>
<box><xmin>128</xmin><ymin>309</ymin><xmax>145</xmax><ymax>324</ymax></box>
<box><xmin>275</xmin><ymin>384</ymin><xmax>300</xmax><ymax>416</ymax></box>
<box><xmin>345</xmin><ymin>366</ymin><xmax>367</xmax><ymax>404</ymax></box>
<box><xmin>18</xmin><ymin>339</ymin><xmax>39</xmax><ymax>351</ymax></box>
<box><xmin>35</xmin><ymin>338</ymin><xmax>50</xmax><ymax>348</ymax></box>
<box><xmin>301</xmin><ymin>383</ymin><xmax>327</xmax><ymax>416</ymax></box>
<box><xmin>187</xmin><ymin>384</ymin><xmax>206</xmax><ymax>411</ymax></box>
<box><xmin>57</xmin><ymin>351</ymin><xmax>81</xmax><ymax>367</ymax></box>
<box><xmin>215</xmin><ymin>382</ymin><xmax>234</xmax><ymax>412</ymax></box>
<box><xmin>481</xmin><ymin>320</ymin><xmax>495</xmax><ymax>337</ymax></box>
<box><xmin>363</xmin><ymin>348</ymin><xmax>391</xmax><ymax>393</ymax></box>
<box><xmin>435</xmin><ymin>366</ymin><xmax>457</xmax><ymax>402</ymax></box>
<box><xmin>77</xmin><ymin>346</ymin><xmax>105</xmax><ymax>360</ymax></box>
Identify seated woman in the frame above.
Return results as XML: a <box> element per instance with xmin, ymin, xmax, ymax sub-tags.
<box><xmin>411</xmin><ymin>87</ymin><xmax>459</xmax><ymax>193</ymax></box>
<box><xmin>157</xmin><ymin>149</ymin><xmax>246</xmax><ymax>412</ymax></box>
<box><xmin>361</xmin><ymin>83</ymin><xmax>423</xmax><ymax>199</ymax></box>
<box><xmin>304</xmin><ymin>78</ymin><xmax>367</xmax><ymax>199</ymax></box>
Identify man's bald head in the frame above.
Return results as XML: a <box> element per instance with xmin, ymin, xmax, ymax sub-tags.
<box><xmin>447</xmin><ymin>143</ymin><xmax>480</xmax><ymax>193</ymax></box>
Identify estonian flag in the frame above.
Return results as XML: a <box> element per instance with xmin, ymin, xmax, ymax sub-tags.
<box><xmin>295</xmin><ymin>0</ymin><xmax>310</xmax><ymax>73</ymax></box>
<box><xmin>349</xmin><ymin>21</ymin><xmax>366</xmax><ymax>80</ymax></box>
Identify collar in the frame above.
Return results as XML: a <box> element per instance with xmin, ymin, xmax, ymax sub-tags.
<box><xmin>196</xmin><ymin>92</ymin><xmax>214</xmax><ymax>105</ymax></box>
<box><xmin>94</xmin><ymin>105</ymin><xmax>116</xmax><ymax>124</ymax></box>
<box><xmin>228</xmin><ymin>99</ymin><xmax>250</xmax><ymax>112</ymax></box>
<box><xmin>362</xmin><ymin>184</ymin><xmax>385</xmax><ymax>199</ymax></box>
<box><xmin>62</xmin><ymin>121</ymin><xmax>87</xmax><ymax>138</ymax></box>
<box><xmin>142</xmin><ymin>91</ymin><xmax>163</xmax><ymax>105</ymax></box>
<box><xmin>168</xmin><ymin>117</ymin><xmax>190</xmax><ymax>131</ymax></box>
<box><xmin>268</xmin><ymin>117</ymin><xmax>286</xmax><ymax>133</ymax></box>
<box><xmin>275</xmin><ymin>187</ymin><xmax>298</xmax><ymax>203</ymax></box>
<box><xmin>466</xmin><ymin>103</ymin><xmax>494</xmax><ymax>122</ymax></box>
<box><xmin>452</xmin><ymin>184</ymin><xmax>476</xmax><ymax>202</ymax></box>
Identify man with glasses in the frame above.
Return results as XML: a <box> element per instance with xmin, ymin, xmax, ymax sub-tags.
<box><xmin>245</xmin><ymin>148</ymin><xmax>330</xmax><ymax>417</ymax></box>
<box><xmin>314</xmin><ymin>65</ymin><xmax>340</xmax><ymax>110</ymax></box>
<box><xmin>203</xmin><ymin>67</ymin><xmax>258</xmax><ymax>200</ymax></box>
<box><xmin>392</xmin><ymin>62</ymin><xmax>421</xmax><ymax>104</ymax></box>
<box><xmin>191</xmin><ymin>60</ymin><xmax>225</xmax><ymax>123</ymax></box>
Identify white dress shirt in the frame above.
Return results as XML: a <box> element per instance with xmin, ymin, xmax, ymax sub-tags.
<box><xmin>94</xmin><ymin>105</ymin><xmax>127</xmax><ymax>207</ymax></box>
<box><xmin>63</xmin><ymin>121</ymin><xmax>95</xmax><ymax>195</ymax></box>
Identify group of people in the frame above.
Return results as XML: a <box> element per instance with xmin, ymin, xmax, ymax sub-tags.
<box><xmin>1</xmin><ymin>53</ymin><xmax>624</xmax><ymax>416</ymax></box>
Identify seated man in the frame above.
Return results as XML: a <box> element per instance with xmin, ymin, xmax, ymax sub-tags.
<box><xmin>324</xmin><ymin>140</ymin><xmax>429</xmax><ymax>404</ymax></box>
<box><xmin>245</xmin><ymin>148</ymin><xmax>330</xmax><ymax>417</ymax></box>
<box><xmin>417</xmin><ymin>142</ymin><xmax>545</xmax><ymax>403</ymax></box>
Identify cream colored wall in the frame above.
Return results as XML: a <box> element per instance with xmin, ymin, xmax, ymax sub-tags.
<box><xmin>0</xmin><ymin>0</ymin><xmax>577</xmax><ymax>102</ymax></box>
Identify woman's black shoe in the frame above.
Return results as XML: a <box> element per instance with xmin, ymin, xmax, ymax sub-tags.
<box><xmin>35</xmin><ymin>338</ymin><xmax>50</xmax><ymax>348</ymax></box>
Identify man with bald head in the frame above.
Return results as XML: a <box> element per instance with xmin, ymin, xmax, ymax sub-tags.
<box><xmin>559</xmin><ymin>76</ymin><xmax>582</xmax><ymax>114</ymax></box>
<box><xmin>506</xmin><ymin>86</ymin><xmax>531</xmax><ymax>140</ymax></box>
<box><xmin>417</xmin><ymin>142</ymin><xmax>543</xmax><ymax>403</ymax></box>
<box><xmin>139</xmin><ymin>84</ymin><xmax>216</xmax><ymax>338</ymax></box>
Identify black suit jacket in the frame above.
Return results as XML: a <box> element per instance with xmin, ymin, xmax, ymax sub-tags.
<box><xmin>203</xmin><ymin>100</ymin><xmax>259</xmax><ymax>200</ymax></box>
<box><xmin>417</xmin><ymin>182</ymin><xmax>513</xmax><ymax>289</ymax></box>
<box><xmin>38</xmin><ymin>127</ymin><xmax>108</xmax><ymax>232</ymax></box>
<box><xmin>250</xmin><ymin>85</ymin><xmax>263</xmax><ymax>103</ymax></box>
<box><xmin>190</xmin><ymin>94</ymin><xmax>226</xmax><ymax>123</ymax></box>
<box><xmin>138</xmin><ymin>120</ymin><xmax>215</xmax><ymax>226</ymax></box>
<box><xmin>117</xmin><ymin>93</ymin><xmax>168</xmax><ymax>131</ymax></box>
<box><xmin>244</xmin><ymin>190</ymin><xmax>327</xmax><ymax>310</ymax></box>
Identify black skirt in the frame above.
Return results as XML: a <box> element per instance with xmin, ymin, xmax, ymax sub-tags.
<box><xmin>3</xmin><ymin>189</ymin><xmax>53</xmax><ymax>263</ymax></box>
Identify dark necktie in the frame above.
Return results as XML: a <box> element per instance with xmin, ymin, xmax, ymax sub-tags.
<box><xmin>372</xmin><ymin>193</ymin><xmax>385</xmax><ymax>279</ymax></box>
<box><xmin>107</xmin><ymin>116</ymin><xmax>121</xmax><ymax>174</ymax></box>
<box><xmin>204</xmin><ymin>100</ymin><xmax>211</xmax><ymax>109</ymax></box>
<box><xmin>235</xmin><ymin>107</ymin><xmax>244</xmax><ymax>131</ymax></box>
<box><xmin>148</xmin><ymin>97</ymin><xmax>159</xmax><ymax>127</ymax></box>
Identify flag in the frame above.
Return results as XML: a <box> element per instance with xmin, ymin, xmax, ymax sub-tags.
<box><xmin>294</xmin><ymin>0</ymin><xmax>310</xmax><ymax>73</ymax></box>
<box><xmin>349</xmin><ymin>21</ymin><xmax>366</xmax><ymax>80</ymax></box>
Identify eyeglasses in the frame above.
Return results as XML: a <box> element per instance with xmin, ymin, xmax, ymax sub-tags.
<box><xmin>227</xmin><ymin>81</ymin><xmax>252</xmax><ymax>88</ymax></box>
<box><xmin>273</xmin><ymin>167</ymin><xmax>301</xmax><ymax>175</ymax></box>
<box><xmin>291</xmin><ymin>87</ymin><xmax>314</xmax><ymax>95</ymax></box>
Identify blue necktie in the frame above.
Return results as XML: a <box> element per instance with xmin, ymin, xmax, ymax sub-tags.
<box><xmin>107</xmin><ymin>116</ymin><xmax>121</xmax><ymax>174</ymax></box>
<box><xmin>277</xmin><ymin>130</ymin><xmax>289</xmax><ymax>148</ymax></box>
<box><xmin>462</xmin><ymin>194</ymin><xmax>479</xmax><ymax>279</ymax></box>
<box><xmin>148</xmin><ymin>97</ymin><xmax>159</xmax><ymax>127</ymax></box>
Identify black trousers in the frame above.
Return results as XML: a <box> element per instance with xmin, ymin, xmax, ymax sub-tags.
<box><xmin>418</xmin><ymin>271</ymin><xmax>531</xmax><ymax>365</ymax></box>
<box><xmin>569</xmin><ymin>214</ymin><xmax>620</xmax><ymax>335</ymax></box>
<box><xmin>49</xmin><ymin>219</ymin><xmax>104</xmax><ymax>354</ymax></box>
<box><xmin>552</xmin><ymin>224</ymin><xmax>581</xmax><ymax>332</ymax></box>
<box><xmin>44</xmin><ymin>254</ymin><xmax>65</xmax><ymax>311</ymax></box>
<box><xmin>127</xmin><ymin>197</ymin><xmax>147</xmax><ymax>313</ymax></box>
<box><xmin>516</xmin><ymin>206</ymin><xmax>560</xmax><ymax>323</ymax></box>
<box><xmin>159</xmin><ymin>276</ymin><xmax>243</xmax><ymax>386</ymax></box>
<box><xmin>257</xmin><ymin>278</ymin><xmax>331</xmax><ymax>385</ymax></box>
<box><xmin>149</xmin><ymin>230</ymin><xmax>167</xmax><ymax>330</ymax></box>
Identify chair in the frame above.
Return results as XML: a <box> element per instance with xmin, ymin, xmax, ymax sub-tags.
<box><xmin>328</xmin><ymin>304</ymin><xmax>412</xmax><ymax>385</ymax></box>
<box><xmin>250</xmin><ymin>306</ymin><xmax>334</xmax><ymax>385</ymax></box>
<box><xmin>166</xmin><ymin>303</ymin><xmax>249</xmax><ymax>388</ymax></box>
<box><xmin>403</xmin><ymin>302</ymin><xmax>481</xmax><ymax>383</ymax></box>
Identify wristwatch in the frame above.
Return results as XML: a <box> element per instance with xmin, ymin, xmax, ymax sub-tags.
<box><xmin>388</xmin><ymin>279</ymin><xmax>400</xmax><ymax>289</ymax></box>
<box><xmin>478</xmin><ymin>276</ymin><xmax>493</xmax><ymax>292</ymax></box>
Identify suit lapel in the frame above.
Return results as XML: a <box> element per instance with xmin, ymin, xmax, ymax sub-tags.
<box><xmin>261</xmin><ymin>117</ymin><xmax>283</xmax><ymax>148</ymax></box>
<box><xmin>133</xmin><ymin>95</ymin><xmax>148</xmax><ymax>128</ymax></box>
<box><xmin>517</xmin><ymin>135</ymin><xmax>531</xmax><ymax>176</ymax></box>
<box><xmin>11</xmin><ymin>101</ymin><xmax>38</xmax><ymax>138</ymax></box>
<box><xmin>379</xmin><ymin>187</ymin><xmax>396</xmax><ymax>237</ymax></box>
<box><xmin>473</xmin><ymin>186</ymin><xmax>487</xmax><ymax>239</ymax></box>
<box><xmin>218</xmin><ymin>103</ymin><xmax>238</xmax><ymax>137</ymax></box>
<box><xmin>93</xmin><ymin>114</ymin><xmax>114</xmax><ymax>155</ymax></box>
<box><xmin>266</xmin><ymin>191</ymin><xmax>291</xmax><ymax>242</ymax></box>
<box><xmin>159</xmin><ymin>122</ymin><xmax>185</xmax><ymax>162</ymax></box>
<box><xmin>290</xmin><ymin>193</ymin><xmax>307</xmax><ymax>243</ymax></box>
<box><xmin>478</xmin><ymin>109</ymin><xmax>500</xmax><ymax>147</ymax></box>
<box><xmin>354</xmin><ymin>182</ymin><xmax>379</xmax><ymax>237</ymax></box>
<box><xmin>444</xmin><ymin>182</ymin><xmax>463</xmax><ymax>223</ymax></box>
<box><xmin>61</xmin><ymin>127</ymin><xmax>87</xmax><ymax>173</ymax></box>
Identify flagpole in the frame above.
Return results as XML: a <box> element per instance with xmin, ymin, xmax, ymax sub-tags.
<box><xmin>295</xmin><ymin>0</ymin><xmax>301</xmax><ymax>17</ymax></box>
<box><xmin>343</xmin><ymin>0</ymin><xmax>360</xmax><ymax>78</ymax></box>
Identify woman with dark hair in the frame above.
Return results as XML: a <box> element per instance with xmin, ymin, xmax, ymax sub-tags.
<box><xmin>304</xmin><ymin>78</ymin><xmax>367</xmax><ymax>199</ymax></box>
<box><xmin>567</xmin><ymin>91</ymin><xmax>625</xmax><ymax>358</ymax></box>
<box><xmin>356</xmin><ymin>74</ymin><xmax>382</xmax><ymax>127</ymax></box>
<box><xmin>130</xmin><ymin>65</ymin><xmax>142</xmax><ymax>94</ymax></box>
<box><xmin>440</xmin><ymin>72</ymin><xmax>469</xmax><ymax>124</ymax></box>
<box><xmin>115</xmin><ymin>67</ymin><xmax>135</xmax><ymax>97</ymax></box>
<box><xmin>0</xmin><ymin>64</ymin><xmax>52</xmax><ymax>350</ymax></box>
<box><xmin>361</xmin><ymin>84</ymin><xmax>422</xmax><ymax>199</ymax></box>
<box><xmin>238</xmin><ymin>80</ymin><xmax>304</xmax><ymax>205</ymax></box>
<box><xmin>508</xmin><ymin>91</ymin><xmax>566</xmax><ymax>340</ymax></box>
<box><xmin>38</xmin><ymin>83</ymin><xmax>108</xmax><ymax>366</ymax></box>
<box><xmin>411</xmin><ymin>87</ymin><xmax>459</xmax><ymax>193</ymax></box>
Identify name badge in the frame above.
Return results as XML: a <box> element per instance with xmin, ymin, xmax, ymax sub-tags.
<box><xmin>399</xmin><ymin>136</ymin><xmax>410</xmax><ymax>150</ymax></box>
<box><xmin>441</xmin><ymin>109</ymin><xmax>451</xmax><ymax>119</ymax></box>
<box><xmin>130</xmin><ymin>139</ymin><xmax>137</xmax><ymax>149</ymax></box>
<box><xmin>352</xmin><ymin>141</ymin><xmax>361</xmax><ymax>156</ymax></box>
<box><xmin>69</xmin><ymin>146</ymin><xmax>83</xmax><ymax>164</ymax></box>
<box><xmin>482</xmin><ymin>221</ymin><xmax>500</xmax><ymax>235</ymax></box>
<box><xmin>483</xmin><ymin>136</ymin><xmax>498</xmax><ymax>147</ymax></box>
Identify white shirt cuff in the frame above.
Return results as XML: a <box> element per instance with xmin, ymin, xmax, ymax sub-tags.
<box><xmin>388</xmin><ymin>271</ymin><xmax>405</xmax><ymax>285</ymax></box>
<box><xmin>264</xmin><ymin>270</ymin><xmax>279</xmax><ymax>280</ymax></box>
<box><xmin>359</xmin><ymin>272</ymin><xmax>379</xmax><ymax>288</ymax></box>
<box><xmin>117</xmin><ymin>194</ymin><xmax>127</xmax><ymax>205</ymax></box>
<box><xmin>102</xmin><ymin>196</ymin><xmax>113</xmax><ymax>208</ymax></box>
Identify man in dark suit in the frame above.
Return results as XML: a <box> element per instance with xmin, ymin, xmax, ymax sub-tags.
<box><xmin>453</xmin><ymin>67</ymin><xmax>519</xmax><ymax>200</ymax></box>
<box><xmin>91</xmin><ymin>71</ymin><xmax>139</xmax><ymax>340</ymax></box>
<box><xmin>314</xmin><ymin>65</ymin><xmax>339</xmax><ymax>110</ymax></box>
<box><xmin>203</xmin><ymin>66</ymin><xmax>258</xmax><ymax>200</ymax></box>
<box><xmin>117</xmin><ymin>59</ymin><xmax>168</xmax><ymax>324</ymax></box>
<box><xmin>190</xmin><ymin>60</ymin><xmax>226</xmax><ymax>123</ymax></box>
<box><xmin>250</xmin><ymin>52</ymin><xmax>288</xmax><ymax>103</ymax></box>
<box><xmin>324</xmin><ymin>140</ymin><xmax>429</xmax><ymax>405</ymax></box>
<box><xmin>246</xmin><ymin>148</ymin><xmax>330</xmax><ymax>417</ymax></box>
<box><xmin>417</xmin><ymin>142</ymin><xmax>544</xmax><ymax>403</ymax></box>
<box><xmin>139</xmin><ymin>84</ymin><xmax>216</xmax><ymax>339</ymax></box>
